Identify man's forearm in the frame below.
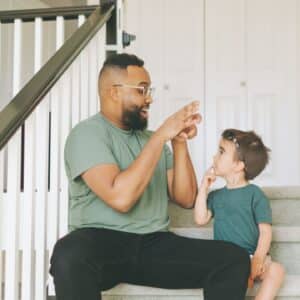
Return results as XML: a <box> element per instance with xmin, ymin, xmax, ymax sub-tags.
<box><xmin>171</xmin><ymin>140</ymin><xmax>197</xmax><ymax>207</ymax></box>
<box><xmin>112</xmin><ymin>132</ymin><xmax>166</xmax><ymax>211</ymax></box>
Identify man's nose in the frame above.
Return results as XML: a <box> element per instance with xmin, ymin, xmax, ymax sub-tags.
<box><xmin>145</xmin><ymin>95</ymin><xmax>153</xmax><ymax>104</ymax></box>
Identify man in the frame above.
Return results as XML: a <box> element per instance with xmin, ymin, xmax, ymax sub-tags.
<box><xmin>50</xmin><ymin>53</ymin><xmax>250</xmax><ymax>300</ymax></box>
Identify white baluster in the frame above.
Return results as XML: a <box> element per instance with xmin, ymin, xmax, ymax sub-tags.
<box><xmin>59</xmin><ymin>69</ymin><xmax>71</xmax><ymax>237</ymax></box>
<box><xmin>21</xmin><ymin>16</ymin><xmax>43</xmax><ymax>300</ymax></box>
<box><xmin>96</xmin><ymin>26</ymin><xmax>106</xmax><ymax>111</ymax></box>
<box><xmin>5</xmin><ymin>18</ymin><xmax>22</xmax><ymax>300</ymax></box>
<box><xmin>0</xmin><ymin>250</ymin><xmax>2</xmax><ymax>300</ymax></box>
<box><xmin>78</xmin><ymin>14</ymin><xmax>85</xmax><ymax>27</ymax></box>
<box><xmin>70</xmin><ymin>15</ymin><xmax>85</xmax><ymax>128</ymax></box>
<box><xmin>78</xmin><ymin>15</ymin><xmax>89</xmax><ymax>120</ymax></box>
<box><xmin>0</xmin><ymin>15</ymin><xmax>3</xmax><ymax>291</ymax></box>
<box><xmin>46</xmin><ymin>15</ymin><xmax>65</xmax><ymax>300</ymax></box>
<box><xmin>88</xmin><ymin>35</ymin><xmax>98</xmax><ymax>116</ymax></box>
<box><xmin>0</xmin><ymin>146</ymin><xmax>3</xmax><ymax>300</ymax></box>
<box><xmin>0</xmin><ymin>150</ymin><xmax>3</xmax><ymax>300</ymax></box>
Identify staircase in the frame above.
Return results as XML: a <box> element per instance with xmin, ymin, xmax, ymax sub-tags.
<box><xmin>102</xmin><ymin>186</ymin><xmax>300</xmax><ymax>300</ymax></box>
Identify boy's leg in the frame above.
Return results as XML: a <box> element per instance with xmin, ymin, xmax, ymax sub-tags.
<box><xmin>49</xmin><ymin>228</ymin><xmax>141</xmax><ymax>300</ymax></box>
<box><xmin>255</xmin><ymin>258</ymin><xmax>285</xmax><ymax>300</ymax></box>
<box><xmin>130</xmin><ymin>232</ymin><xmax>250</xmax><ymax>300</ymax></box>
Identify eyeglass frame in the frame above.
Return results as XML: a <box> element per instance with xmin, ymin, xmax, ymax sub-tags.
<box><xmin>112</xmin><ymin>84</ymin><xmax>155</xmax><ymax>98</ymax></box>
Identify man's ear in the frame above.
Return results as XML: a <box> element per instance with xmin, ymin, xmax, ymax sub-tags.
<box><xmin>110</xmin><ymin>86</ymin><xmax>120</xmax><ymax>102</ymax></box>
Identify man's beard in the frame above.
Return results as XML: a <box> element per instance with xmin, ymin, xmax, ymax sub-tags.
<box><xmin>122</xmin><ymin>105</ymin><xmax>148</xmax><ymax>130</ymax></box>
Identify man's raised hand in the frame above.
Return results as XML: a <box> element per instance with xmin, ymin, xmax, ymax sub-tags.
<box><xmin>157</xmin><ymin>101</ymin><xmax>201</xmax><ymax>142</ymax></box>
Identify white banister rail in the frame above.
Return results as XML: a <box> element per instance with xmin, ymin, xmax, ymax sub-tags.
<box><xmin>0</xmin><ymin>3</ymin><xmax>116</xmax><ymax>299</ymax></box>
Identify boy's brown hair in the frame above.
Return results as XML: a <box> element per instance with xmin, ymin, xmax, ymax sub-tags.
<box><xmin>222</xmin><ymin>129</ymin><xmax>271</xmax><ymax>180</ymax></box>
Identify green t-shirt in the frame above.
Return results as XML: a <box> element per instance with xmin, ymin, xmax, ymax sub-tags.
<box><xmin>207</xmin><ymin>184</ymin><xmax>272</xmax><ymax>254</ymax></box>
<box><xmin>64</xmin><ymin>113</ymin><xmax>173</xmax><ymax>233</ymax></box>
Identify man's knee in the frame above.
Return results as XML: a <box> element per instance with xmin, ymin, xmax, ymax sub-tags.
<box><xmin>50</xmin><ymin>234</ymin><xmax>91</xmax><ymax>278</ymax></box>
<box><xmin>221</xmin><ymin>241</ymin><xmax>250</xmax><ymax>274</ymax></box>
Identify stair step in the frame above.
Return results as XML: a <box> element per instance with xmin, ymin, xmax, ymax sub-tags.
<box><xmin>170</xmin><ymin>226</ymin><xmax>300</xmax><ymax>242</ymax></box>
<box><xmin>102</xmin><ymin>275</ymin><xmax>300</xmax><ymax>298</ymax></box>
<box><xmin>169</xmin><ymin>197</ymin><xmax>300</xmax><ymax>227</ymax></box>
<box><xmin>260</xmin><ymin>186</ymin><xmax>300</xmax><ymax>199</ymax></box>
<box><xmin>171</xmin><ymin>227</ymin><xmax>300</xmax><ymax>274</ymax></box>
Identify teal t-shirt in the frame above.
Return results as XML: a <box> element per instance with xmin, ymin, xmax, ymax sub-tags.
<box><xmin>207</xmin><ymin>184</ymin><xmax>272</xmax><ymax>254</ymax></box>
<box><xmin>64</xmin><ymin>113</ymin><xmax>173</xmax><ymax>233</ymax></box>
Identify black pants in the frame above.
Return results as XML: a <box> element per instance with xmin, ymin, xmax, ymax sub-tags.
<box><xmin>50</xmin><ymin>228</ymin><xmax>250</xmax><ymax>300</ymax></box>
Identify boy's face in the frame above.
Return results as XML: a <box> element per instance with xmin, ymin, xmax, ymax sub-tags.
<box><xmin>213</xmin><ymin>138</ymin><xmax>241</xmax><ymax>177</ymax></box>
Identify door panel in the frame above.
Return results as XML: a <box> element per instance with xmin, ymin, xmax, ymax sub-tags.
<box><xmin>124</xmin><ymin>0</ymin><xmax>205</xmax><ymax>179</ymax></box>
<box><xmin>246</xmin><ymin>0</ymin><xmax>299</xmax><ymax>185</ymax></box>
<box><xmin>205</xmin><ymin>0</ymin><xmax>247</xmax><ymax>180</ymax></box>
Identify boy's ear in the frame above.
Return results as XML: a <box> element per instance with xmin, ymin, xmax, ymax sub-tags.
<box><xmin>235</xmin><ymin>160</ymin><xmax>245</xmax><ymax>172</ymax></box>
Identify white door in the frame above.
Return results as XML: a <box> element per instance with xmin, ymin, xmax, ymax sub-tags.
<box><xmin>205</xmin><ymin>0</ymin><xmax>300</xmax><ymax>186</ymax></box>
<box><xmin>205</xmin><ymin>0</ymin><xmax>248</xmax><ymax>171</ymax></box>
<box><xmin>124</xmin><ymin>0</ymin><xmax>205</xmax><ymax>179</ymax></box>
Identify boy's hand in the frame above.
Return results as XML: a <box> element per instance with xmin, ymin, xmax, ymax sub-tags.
<box><xmin>247</xmin><ymin>276</ymin><xmax>254</xmax><ymax>288</ymax></box>
<box><xmin>250</xmin><ymin>255</ymin><xmax>264</xmax><ymax>280</ymax></box>
<box><xmin>200</xmin><ymin>167</ymin><xmax>216</xmax><ymax>191</ymax></box>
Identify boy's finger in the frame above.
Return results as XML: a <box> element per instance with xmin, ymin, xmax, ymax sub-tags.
<box><xmin>247</xmin><ymin>277</ymin><xmax>254</xmax><ymax>288</ymax></box>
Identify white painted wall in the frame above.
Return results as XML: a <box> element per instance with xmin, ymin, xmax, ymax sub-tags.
<box><xmin>124</xmin><ymin>0</ymin><xmax>205</xmax><ymax>181</ymax></box>
<box><xmin>124</xmin><ymin>0</ymin><xmax>300</xmax><ymax>186</ymax></box>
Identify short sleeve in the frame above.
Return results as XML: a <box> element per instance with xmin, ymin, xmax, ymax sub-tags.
<box><xmin>207</xmin><ymin>191</ymin><xmax>215</xmax><ymax>216</ymax></box>
<box><xmin>64</xmin><ymin>124</ymin><xmax>118</xmax><ymax>180</ymax></box>
<box><xmin>253</xmin><ymin>189</ymin><xmax>272</xmax><ymax>224</ymax></box>
<box><xmin>164</xmin><ymin>144</ymin><xmax>173</xmax><ymax>170</ymax></box>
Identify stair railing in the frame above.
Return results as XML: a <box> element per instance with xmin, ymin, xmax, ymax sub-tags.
<box><xmin>0</xmin><ymin>2</ymin><xmax>115</xmax><ymax>300</ymax></box>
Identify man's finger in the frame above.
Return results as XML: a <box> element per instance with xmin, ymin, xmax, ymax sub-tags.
<box><xmin>180</xmin><ymin>101</ymin><xmax>200</xmax><ymax>120</ymax></box>
<box><xmin>184</xmin><ymin>114</ymin><xmax>201</xmax><ymax>127</ymax></box>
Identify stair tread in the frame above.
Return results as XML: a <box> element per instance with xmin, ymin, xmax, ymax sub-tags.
<box><xmin>169</xmin><ymin>199</ymin><xmax>300</xmax><ymax>227</ymax></box>
<box><xmin>170</xmin><ymin>225</ymin><xmax>300</xmax><ymax>242</ymax></box>
<box><xmin>103</xmin><ymin>275</ymin><xmax>300</xmax><ymax>296</ymax></box>
<box><xmin>259</xmin><ymin>186</ymin><xmax>300</xmax><ymax>199</ymax></box>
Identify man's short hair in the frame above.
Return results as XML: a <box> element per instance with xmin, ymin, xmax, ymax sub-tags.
<box><xmin>222</xmin><ymin>129</ymin><xmax>271</xmax><ymax>180</ymax></box>
<box><xmin>99</xmin><ymin>53</ymin><xmax>144</xmax><ymax>78</ymax></box>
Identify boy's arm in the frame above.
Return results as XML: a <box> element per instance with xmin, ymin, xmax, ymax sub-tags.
<box><xmin>194</xmin><ymin>187</ymin><xmax>212</xmax><ymax>225</ymax></box>
<box><xmin>194</xmin><ymin>167</ymin><xmax>216</xmax><ymax>225</ymax></box>
<box><xmin>251</xmin><ymin>223</ymin><xmax>272</xmax><ymax>279</ymax></box>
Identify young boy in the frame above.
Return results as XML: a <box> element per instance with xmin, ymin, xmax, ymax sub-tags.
<box><xmin>194</xmin><ymin>129</ymin><xmax>285</xmax><ymax>300</ymax></box>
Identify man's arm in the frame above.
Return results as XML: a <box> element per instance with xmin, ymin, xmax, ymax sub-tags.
<box><xmin>82</xmin><ymin>132</ymin><xmax>166</xmax><ymax>213</ymax></box>
<box><xmin>167</xmin><ymin>140</ymin><xmax>198</xmax><ymax>208</ymax></box>
<box><xmin>82</xmin><ymin>101</ymin><xmax>200</xmax><ymax>213</ymax></box>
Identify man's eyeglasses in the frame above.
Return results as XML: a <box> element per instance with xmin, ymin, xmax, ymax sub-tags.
<box><xmin>113</xmin><ymin>84</ymin><xmax>155</xmax><ymax>98</ymax></box>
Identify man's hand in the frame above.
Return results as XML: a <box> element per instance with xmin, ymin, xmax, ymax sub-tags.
<box><xmin>172</xmin><ymin>114</ymin><xmax>202</xmax><ymax>143</ymax></box>
<box><xmin>156</xmin><ymin>101</ymin><xmax>201</xmax><ymax>142</ymax></box>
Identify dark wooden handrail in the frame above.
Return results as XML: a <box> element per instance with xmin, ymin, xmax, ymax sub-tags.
<box><xmin>0</xmin><ymin>3</ymin><xmax>114</xmax><ymax>150</ymax></box>
<box><xmin>0</xmin><ymin>6</ymin><xmax>98</xmax><ymax>23</ymax></box>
